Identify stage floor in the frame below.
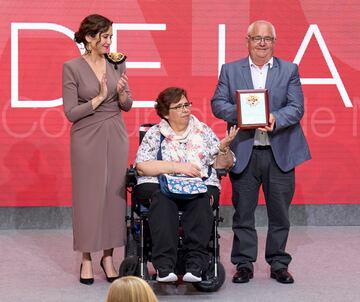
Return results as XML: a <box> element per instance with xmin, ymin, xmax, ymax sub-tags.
<box><xmin>1</xmin><ymin>226</ymin><xmax>360</xmax><ymax>302</ymax></box>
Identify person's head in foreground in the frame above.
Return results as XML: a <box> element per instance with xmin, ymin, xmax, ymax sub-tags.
<box><xmin>106</xmin><ymin>276</ymin><xmax>158</xmax><ymax>302</ymax></box>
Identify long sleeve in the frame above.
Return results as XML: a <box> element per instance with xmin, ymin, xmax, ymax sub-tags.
<box><xmin>271</xmin><ymin>64</ymin><xmax>304</xmax><ymax>131</ymax></box>
<box><xmin>211</xmin><ymin>64</ymin><xmax>238</xmax><ymax>124</ymax></box>
<box><xmin>117</xmin><ymin>63</ymin><xmax>133</xmax><ymax>112</ymax></box>
<box><xmin>62</xmin><ymin>62</ymin><xmax>94</xmax><ymax>123</ymax></box>
<box><xmin>119</xmin><ymin>90</ymin><xmax>133</xmax><ymax>112</ymax></box>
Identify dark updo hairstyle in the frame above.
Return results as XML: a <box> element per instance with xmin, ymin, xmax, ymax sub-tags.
<box><xmin>74</xmin><ymin>14</ymin><xmax>113</xmax><ymax>53</ymax></box>
<box><xmin>155</xmin><ymin>87</ymin><xmax>188</xmax><ymax>119</ymax></box>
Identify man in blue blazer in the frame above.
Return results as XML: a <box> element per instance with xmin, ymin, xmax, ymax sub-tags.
<box><xmin>211</xmin><ymin>20</ymin><xmax>311</xmax><ymax>284</ymax></box>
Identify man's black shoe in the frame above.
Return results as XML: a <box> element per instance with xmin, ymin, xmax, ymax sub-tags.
<box><xmin>270</xmin><ymin>268</ymin><xmax>294</xmax><ymax>284</ymax></box>
<box><xmin>232</xmin><ymin>267</ymin><xmax>253</xmax><ymax>283</ymax></box>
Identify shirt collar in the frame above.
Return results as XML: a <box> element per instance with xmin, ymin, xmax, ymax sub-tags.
<box><xmin>249</xmin><ymin>56</ymin><xmax>273</xmax><ymax>69</ymax></box>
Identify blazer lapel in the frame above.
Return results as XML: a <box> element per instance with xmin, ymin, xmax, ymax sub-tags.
<box><xmin>265</xmin><ymin>57</ymin><xmax>278</xmax><ymax>90</ymax></box>
<box><xmin>240</xmin><ymin>58</ymin><xmax>254</xmax><ymax>89</ymax></box>
<box><xmin>238</xmin><ymin>58</ymin><xmax>255</xmax><ymax>136</ymax></box>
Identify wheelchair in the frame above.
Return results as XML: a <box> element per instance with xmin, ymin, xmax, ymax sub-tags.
<box><xmin>119</xmin><ymin>124</ymin><xmax>226</xmax><ymax>292</ymax></box>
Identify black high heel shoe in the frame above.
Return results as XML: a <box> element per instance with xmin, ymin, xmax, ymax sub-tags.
<box><xmin>79</xmin><ymin>264</ymin><xmax>94</xmax><ymax>285</ymax></box>
<box><xmin>100</xmin><ymin>256</ymin><xmax>119</xmax><ymax>283</ymax></box>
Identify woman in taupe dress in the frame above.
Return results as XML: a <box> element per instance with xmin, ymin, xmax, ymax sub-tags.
<box><xmin>62</xmin><ymin>14</ymin><xmax>132</xmax><ymax>285</ymax></box>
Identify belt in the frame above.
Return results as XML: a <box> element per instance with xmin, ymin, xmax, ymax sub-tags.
<box><xmin>253</xmin><ymin>145</ymin><xmax>271</xmax><ymax>150</ymax></box>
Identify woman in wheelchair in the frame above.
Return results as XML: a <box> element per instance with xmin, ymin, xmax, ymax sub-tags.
<box><xmin>134</xmin><ymin>87</ymin><xmax>238</xmax><ymax>283</ymax></box>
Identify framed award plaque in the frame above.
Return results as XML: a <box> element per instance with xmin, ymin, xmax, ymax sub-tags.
<box><xmin>236</xmin><ymin>89</ymin><xmax>269</xmax><ymax>129</ymax></box>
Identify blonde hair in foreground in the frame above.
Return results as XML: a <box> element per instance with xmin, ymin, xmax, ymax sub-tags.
<box><xmin>106</xmin><ymin>276</ymin><xmax>158</xmax><ymax>302</ymax></box>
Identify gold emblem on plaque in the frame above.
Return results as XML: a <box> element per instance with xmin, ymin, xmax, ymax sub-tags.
<box><xmin>246</xmin><ymin>95</ymin><xmax>259</xmax><ymax>107</ymax></box>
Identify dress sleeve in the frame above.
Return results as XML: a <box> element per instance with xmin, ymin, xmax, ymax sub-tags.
<box><xmin>118</xmin><ymin>63</ymin><xmax>133</xmax><ymax>112</ymax></box>
<box><xmin>62</xmin><ymin>62</ymin><xmax>94</xmax><ymax>123</ymax></box>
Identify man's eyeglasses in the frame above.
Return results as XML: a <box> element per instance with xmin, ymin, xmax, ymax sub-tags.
<box><xmin>248</xmin><ymin>35</ymin><xmax>275</xmax><ymax>44</ymax></box>
<box><xmin>169</xmin><ymin>102</ymin><xmax>192</xmax><ymax>111</ymax></box>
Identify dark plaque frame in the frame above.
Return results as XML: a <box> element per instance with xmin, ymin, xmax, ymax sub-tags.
<box><xmin>236</xmin><ymin>89</ymin><xmax>269</xmax><ymax>129</ymax></box>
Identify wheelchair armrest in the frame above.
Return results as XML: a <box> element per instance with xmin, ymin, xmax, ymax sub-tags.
<box><xmin>215</xmin><ymin>168</ymin><xmax>228</xmax><ymax>180</ymax></box>
<box><xmin>126</xmin><ymin>166</ymin><xmax>138</xmax><ymax>188</ymax></box>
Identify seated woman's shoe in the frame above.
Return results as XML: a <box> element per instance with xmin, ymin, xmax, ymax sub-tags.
<box><xmin>100</xmin><ymin>256</ymin><xmax>120</xmax><ymax>283</ymax></box>
<box><xmin>183</xmin><ymin>272</ymin><xmax>202</xmax><ymax>283</ymax></box>
<box><xmin>156</xmin><ymin>270</ymin><xmax>178</xmax><ymax>282</ymax></box>
<box><xmin>79</xmin><ymin>264</ymin><xmax>94</xmax><ymax>285</ymax></box>
<box><xmin>183</xmin><ymin>264</ymin><xmax>202</xmax><ymax>282</ymax></box>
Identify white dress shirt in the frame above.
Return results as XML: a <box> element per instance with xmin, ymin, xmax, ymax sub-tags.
<box><xmin>249</xmin><ymin>57</ymin><xmax>273</xmax><ymax>146</ymax></box>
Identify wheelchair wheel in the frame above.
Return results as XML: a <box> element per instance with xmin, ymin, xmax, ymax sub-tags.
<box><xmin>125</xmin><ymin>228</ymin><xmax>138</xmax><ymax>257</ymax></box>
<box><xmin>119</xmin><ymin>256</ymin><xmax>139</xmax><ymax>277</ymax></box>
<box><xmin>119</xmin><ymin>256</ymin><xmax>150</xmax><ymax>280</ymax></box>
<box><xmin>193</xmin><ymin>261</ymin><xmax>226</xmax><ymax>292</ymax></box>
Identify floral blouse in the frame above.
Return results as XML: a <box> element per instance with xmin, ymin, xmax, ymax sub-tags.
<box><xmin>135</xmin><ymin>118</ymin><xmax>225</xmax><ymax>188</ymax></box>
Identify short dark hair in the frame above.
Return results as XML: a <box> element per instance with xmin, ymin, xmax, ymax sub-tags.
<box><xmin>74</xmin><ymin>14</ymin><xmax>113</xmax><ymax>52</ymax></box>
<box><xmin>155</xmin><ymin>87</ymin><xmax>188</xmax><ymax>119</ymax></box>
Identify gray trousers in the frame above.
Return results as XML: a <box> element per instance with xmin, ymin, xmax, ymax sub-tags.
<box><xmin>230</xmin><ymin>148</ymin><xmax>295</xmax><ymax>272</ymax></box>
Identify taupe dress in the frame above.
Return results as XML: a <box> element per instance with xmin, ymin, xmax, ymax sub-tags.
<box><xmin>62</xmin><ymin>57</ymin><xmax>132</xmax><ymax>252</ymax></box>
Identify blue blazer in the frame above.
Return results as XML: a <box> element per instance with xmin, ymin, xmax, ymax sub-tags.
<box><xmin>211</xmin><ymin>57</ymin><xmax>311</xmax><ymax>173</ymax></box>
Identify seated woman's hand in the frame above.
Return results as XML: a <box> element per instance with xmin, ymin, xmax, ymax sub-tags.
<box><xmin>219</xmin><ymin>125</ymin><xmax>239</xmax><ymax>151</ymax></box>
<box><xmin>175</xmin><ymin>162</ymin><xmax>201</xmax><ymax>178</ymax></box>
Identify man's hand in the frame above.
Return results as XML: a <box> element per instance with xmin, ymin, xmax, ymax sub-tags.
<box><xmin>258</xmin><ymin>113</ymin><xmax>275</xmax><ymax>132</ymax></box>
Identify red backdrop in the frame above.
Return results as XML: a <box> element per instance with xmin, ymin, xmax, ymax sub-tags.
<box><xmin>0</xmin><ymin>0</ymin><xmax>359</xmax><ymax>206</ymax></box>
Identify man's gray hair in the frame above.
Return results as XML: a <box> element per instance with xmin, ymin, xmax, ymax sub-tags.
<box><xmin>247</xmin><ymin>20</ymin><xmax>276</xmax><ymax>38</ymax></box>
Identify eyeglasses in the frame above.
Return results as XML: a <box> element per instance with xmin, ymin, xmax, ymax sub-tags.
<box><xmin>248</xmin><ymin>35</ymin><xmax>275</xmax><ymax>44</ymax></box>
<box><xmin>169</xmin><ymin>102</ymin><xmax>192</xmax><ymax>111</ymax></box>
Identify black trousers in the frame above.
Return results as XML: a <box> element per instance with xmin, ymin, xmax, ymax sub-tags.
<box><xmin>230</xmin><ymin>148</ymin><xmax>295</xmax><ymax>272</ymax></box>
<box><xmin>134</xmin><ymin>183</ymin><xmax>218</xmax><ymax>274</ymax></box>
